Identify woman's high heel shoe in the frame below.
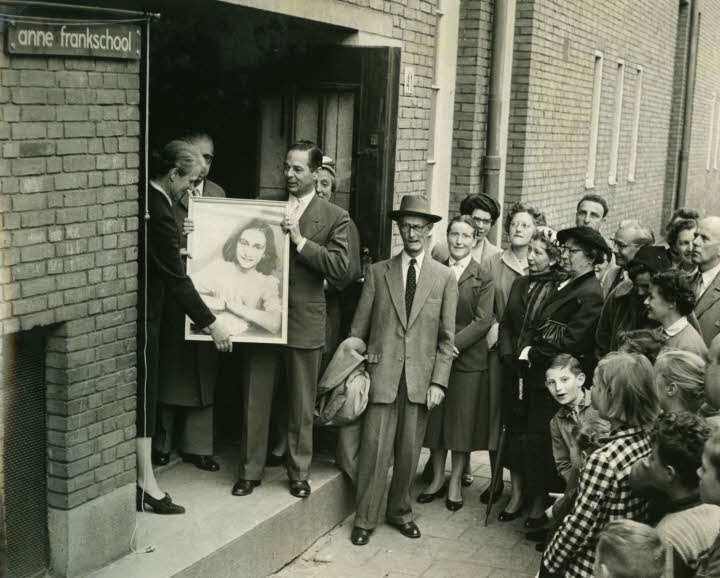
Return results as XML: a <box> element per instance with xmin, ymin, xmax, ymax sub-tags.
<box><xmin>136</xmin><ymin>486</ymin><xmax>185</xmax><ymax>514</ymax></box>
<box><xmin>416</xmin><ymin>481</ymin><xmax>448</xmax><ymax>504</ymax></box>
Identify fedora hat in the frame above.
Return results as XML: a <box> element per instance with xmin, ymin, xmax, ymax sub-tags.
<box><xmin>388</xmin><ymin>195</ymin><xmax>442</xmax><ymax>223</ymax></box>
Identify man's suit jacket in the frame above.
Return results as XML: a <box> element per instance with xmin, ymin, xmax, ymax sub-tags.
<box><xmin>350</xmin><ymin>253</ymin><xmax>458</xmax><ymax>405</ymax></box>
<box><xmin>696</xmin><ymin>271</ymin><xmax>720</xmax><ymax>347</ymax></box>
<box><xmin>288</xmin><ymin>194</ymin><xmax>350</xmax><ymax>349</ymax></box>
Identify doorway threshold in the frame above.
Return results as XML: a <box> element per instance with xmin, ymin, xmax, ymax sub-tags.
<box><xmin>85</xmin><ymin>445</ymin><xmax>353</xmax><ymax>578</ymax></box>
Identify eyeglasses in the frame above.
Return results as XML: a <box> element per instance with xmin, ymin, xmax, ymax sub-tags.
<box><xmin>472</xmin><ymin>216</ymin><xmax>493</xmax><ymax>226</ymax></box>
<box><xmin>560</xmin><ymin>246</ymin><xmax>583</xmax><ymax>254</ymax></box>
<box><xmin>399</xmin><ymin>223</ymin><xmax>430</xmax><ymax>234</ymax></box>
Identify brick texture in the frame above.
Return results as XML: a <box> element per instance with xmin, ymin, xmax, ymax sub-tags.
<box><xmin>505</xmin><ymin>0</ymin><xmax>679</xmax><ymax>235</ymax></box>
<box><xmin>0</xmin><ymin>37</ymin><xmax>139</xmax><ymax>509</ymax></box>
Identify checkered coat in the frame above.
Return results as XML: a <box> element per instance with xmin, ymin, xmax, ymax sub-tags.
<box><xmin>541</xmin><ymin>426</ymin><xmax>651</xmax><ymax>578</ymax></box>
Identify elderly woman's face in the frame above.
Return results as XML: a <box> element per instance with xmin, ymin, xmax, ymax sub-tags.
<box><xmin>527</xmin><ymin>239</ymin><xmax>553</xmax><ymax>273</ymax></box>
<box><xmin>236</xmin><ymin>228</ymin><xmax>266</xmax><ymax>270</ymax></box>
<box><xmin>470</xmin><ymin>208</ymin><xmax>493</xmax><ymax>241</ymax></box>
<box><xmin>315</xmin><ymin>168</ymin><xmax>335</xmax><ymax>201</ymax></box>
<box><xmin>561</xmin><ymin>237</ymin><xmax>593</xmax><ymax>278</ymax></box>
<box><xmin>509</xmin><ymin>211</ymin><xmax>536</xmax><ymax>247</ymax></box>
<box><xmin>447</xmin><ymin>221</ymin><xmax>476</xmax><ymax>262</ymax></box>
<box><xmin>170</xmin><ymin>165</ymin><xmax>202</xmax><ymax>199</ymax></box>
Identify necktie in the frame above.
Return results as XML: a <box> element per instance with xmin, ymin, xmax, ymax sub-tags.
<box><xmin>406</xmin><ymin>258</ymin><xmax>417</xmax><ymax>320</ymax></box>
<box><xmin>696</xmin><ymin>274</ymin><xmax>705</xmax><ymax>300</ymax></box>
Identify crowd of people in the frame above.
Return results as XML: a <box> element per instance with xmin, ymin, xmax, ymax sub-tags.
<box><xmin>139</xmin><ymin>133</ymin><xmax>720</xmax><ymax>577</ymax></box>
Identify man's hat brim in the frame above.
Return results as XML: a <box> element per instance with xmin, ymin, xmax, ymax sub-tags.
<box><xmin>388</xmin><ymin>209</ymin><xmax>442</xmax><ymax>223</ymax></box>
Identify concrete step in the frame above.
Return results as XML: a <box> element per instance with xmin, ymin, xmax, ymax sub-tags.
<box><xmin>85</xmin><ymin>446</ymin><xmax>353</xmax><ymax>578</ymax></box>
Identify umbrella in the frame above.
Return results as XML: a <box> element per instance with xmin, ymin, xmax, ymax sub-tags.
<box><xmin>484</xmin><ymin>423</ymin><xmax>508</xmax><ymax>527</ymax></box>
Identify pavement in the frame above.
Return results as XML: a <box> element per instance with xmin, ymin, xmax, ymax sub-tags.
<box><xmin>272</xmin><ymin>450</ymin><xmax>542</xmax><ymax>578</ymax></box>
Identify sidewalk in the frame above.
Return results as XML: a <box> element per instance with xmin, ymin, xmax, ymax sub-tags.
<box><xmin>273</xmin><ymin>451</ymin><xmax>542</xmax><ymax>578</ymax></box>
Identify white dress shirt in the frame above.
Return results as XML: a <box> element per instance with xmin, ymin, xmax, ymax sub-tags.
<box><xmin>288</xmin><ymin>190</ymin><xmax>316</xmax><ymax>252</ymax></box>
<box><xmin>449</xmin><ymin>253</ymin><xmax>472</xmax><ymax>281</ymax></box>
<box><xmin>698</xmin><ymin>261</ymin><xmax>720</xmax><ymax>299</ymax></box>
<box><xmin>401</xmin><ymin>250</ymin><xmax>425</xmax><ymax>289</ymax></box>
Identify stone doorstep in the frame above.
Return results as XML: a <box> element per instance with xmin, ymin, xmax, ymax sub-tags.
<box><xmin>85</xmin><ymin>446</ymin><xmax>354</xmax><ymax>578</ymax></box>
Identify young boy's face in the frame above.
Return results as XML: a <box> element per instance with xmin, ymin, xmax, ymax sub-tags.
<box><xmin>545</xmin><ymin>366</ymin><xmax>585</xmax><ymax>406</ymax></box>
<box><xmin>698</xmin><ymin>443</ymin><xmax>720</xmax><ymax>505</ymax></box>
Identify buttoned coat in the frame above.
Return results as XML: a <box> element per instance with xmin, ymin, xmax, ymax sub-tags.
<box><xmin>350</xmin><ymin>253</ymin><xmax>458</xmax><ymax>405</ymax></box>
<box><xmin>696</xmin><ymin>271</ymin><xmax>720</xmax><ymax>347</ymax></box>
<box><xmin>157</xmin><ymin>179</ymin><xmax>225</xmax><ymax>407</ymax></box>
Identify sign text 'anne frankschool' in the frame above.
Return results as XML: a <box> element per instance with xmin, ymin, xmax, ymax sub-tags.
<box><xmin>6</xmin><ymin>23</ymin><xmax>141</xmax><ymax>60</ymax></box>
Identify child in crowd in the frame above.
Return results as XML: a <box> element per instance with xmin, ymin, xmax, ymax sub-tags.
<box><xmin>540</xmin><ymin>352</ymin><xmax>660</xmax><ymax>578</ymax></box>
<box><xmin>696</xmin><ymin>431</ymin><xmax>720</xmax><ymax>577</ymax></box>
<box><xmin>593</xmin><ymin>519</ymin><xmax>665</xmax><ymax>578</ymax></box>
<box><xmin>634</xmin><ymin>412</ymin><xmax>718</xmax><ymax>577</ymax></box>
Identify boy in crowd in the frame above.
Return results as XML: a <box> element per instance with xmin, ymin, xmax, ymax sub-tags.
<box><xmin>594</xmin><ymin>519</ymin><xmax>665</xmax><ymax>578</ymax></box>
<box><xmin>633</xmin><ymin>412</ymin><xmax>718</xmax><ymax>576</ymax></box>
<box><xmin>696</xmin><ymin>431</ymin><xmax>720</xmax><ymax>576</ymax></box>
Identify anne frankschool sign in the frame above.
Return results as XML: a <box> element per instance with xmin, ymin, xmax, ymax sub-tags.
<box><xmin>7</xmin><ymin>22</ymin><xmax>141</xmax><ymax>59</ymax></box>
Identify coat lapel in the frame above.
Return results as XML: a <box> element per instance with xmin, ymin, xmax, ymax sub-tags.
<box><xmin>408</xmin><ymin>257</ymin><xmax>438</xmax><ymax>328</ymax></box>
<box><xmin>540</xmin><ymin>272</ymin><xmax>592</xmax><ymax>317</ymax></box>
<box><xmin>299</xmin><ymin>195</ymin><xmax>328</xmax><ymax>241</ymax></box>
<box><xmin>697</xmin><ymin>273</ymin><xmax>720</xmax><ymax>317</ymax></box>
<box><xmin>385</xmin><ymin>255</ymin><xmax>407</xmax><ymax>329</ymax></box>
<box><xmin>501</xmin><ymin>249</ymin><xmax>526</xmax><ymax>276</ymax></box>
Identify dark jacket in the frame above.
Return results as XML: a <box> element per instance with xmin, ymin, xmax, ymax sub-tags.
<box><xmin>449</xmin><ymin>258</ymin><xmax>495</xmax><ymax>373</ymax></box>
<box><xmin>498</xmin><ymin>275</ymin><xmax>531</xmax><ymax>360</ymax></box>
<box><xmin>528</xmin><ymin>271</ymin><xmax>603</xmax><ymax>379</ymax></box>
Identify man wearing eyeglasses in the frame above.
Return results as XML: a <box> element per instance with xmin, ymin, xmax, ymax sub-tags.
<box><xmin>603</xmin><ymin>219</ymin><xmax>655</xmax><ymax>299</ymax></box>
<box><xmin>348</xmin><ymin>195</ymin><xmax>458</xmax><ymax>546</ymax></box>
<box><xmin>151</xmin><ymin>131</ymin><xmax>227</xmax><ymax>474</ymax></box>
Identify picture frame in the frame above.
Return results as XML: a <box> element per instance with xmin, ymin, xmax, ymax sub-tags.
<box><xmin>185</xmin><ymin>197</ymin><xmax>289</xmax><ymax>344</ymax></box>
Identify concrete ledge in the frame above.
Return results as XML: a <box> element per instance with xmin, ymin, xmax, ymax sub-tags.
<box><xmin>87</xmin><ymin>448</ymin><xmax>353</xmax><ymax>578</ymax></box>
<box><xmin>50</xmin><ymin>483</ymin><xmax>135</xmax><ymax>577</ymax></box>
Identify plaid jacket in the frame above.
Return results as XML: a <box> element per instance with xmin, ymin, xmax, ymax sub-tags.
<box><xmin>542</xmin><ymin>425</ymin><xmax>651</xmax><ymax>578</ymax></box>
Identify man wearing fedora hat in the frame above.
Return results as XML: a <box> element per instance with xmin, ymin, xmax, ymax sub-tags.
<box><xmin>348</xmin><ymin>195</ymin><xmax>458</xmax><ymax>546</ymax></box>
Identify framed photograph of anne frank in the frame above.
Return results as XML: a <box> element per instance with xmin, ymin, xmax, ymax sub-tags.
<box><xmin>185</xmin><ymin>197</ymin><xmax>289</xmax><ymax>344</ymax></box>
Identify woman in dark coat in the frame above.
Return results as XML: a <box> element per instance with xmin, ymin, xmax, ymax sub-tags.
<box><xmin>418</xmin><ymin>215</ymin><xmax>495</xmax><ymax>510</ymax></box>
<box><xmin>499</xmin><ymin>226</ymin><xmax>608</xmax><ymax>526</ymax></box>
<box><xmin>498</xmin><ymin>227</ymin><xmax>565</xmax><ymax>521</ymax></box>
<box><xmin>138</xmin><ymin>141</ymin><xmax>232</xmax><ymax>514</ymax></box>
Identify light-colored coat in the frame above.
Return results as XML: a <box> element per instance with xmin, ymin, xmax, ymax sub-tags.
<box><xmin>350</xmin><ymin>253</ymin><xmax>458</xmax><ymax>404</ymax></box>
<box><xmin>696</xmin><ymin>271</ymin><xmax>720</xmax><ymax>347</ymax></box>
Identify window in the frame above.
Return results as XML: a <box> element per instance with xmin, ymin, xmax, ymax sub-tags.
<box><xmin>628</xmin><ymin>66</ymin><xmax>643</xmax><ymax>182</ymax></box>
<box><xmin>586</xmin><ymin>51</ymin><xmax>604</xmax><ymax>189</ymax></box>
<box><xmin>608</xmin><ymin>59</ymin><xmax>625</xmax><ymax>186</ymax></box>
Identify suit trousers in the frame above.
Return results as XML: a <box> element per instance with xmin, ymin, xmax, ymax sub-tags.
<box><xmin>153</xmin><ymin>403</ymin><xmax>213</xmax><ymax>456</ymax></box>
<box><xmin>239</xmin><ymin>344</ymin><xmax>322</xmax><ymax>481</ymax></box>
<box><xmin>354</xmin><ymin>376</ymin><xmax>428</xmax><ymax>530</ymax></box>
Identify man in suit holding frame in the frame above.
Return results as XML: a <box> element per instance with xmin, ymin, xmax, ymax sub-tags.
<box><xmin>232</xmin><ymin>140</ymin><xmax>350</xmax><ymax>499</ymax></box>
<box><xmin>349</xmin><ymin>195</ymin><xmax>458</xmax><ymax>546</ymax></box>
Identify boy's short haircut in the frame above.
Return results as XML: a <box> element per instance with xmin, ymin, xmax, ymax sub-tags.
<box><xmin>595</xmin><ymin>520</ymin><xmax>664</xmax><ymax>578</ymax></box>
<box><xmin>650</xmin><ymin>411</ymin><xmax>710</xmax><ymax>489</ymax></box>
<box><xmin>547</xmin><ymin>353</ymin><xmax>583</xmax><ymax>377</ymax></box>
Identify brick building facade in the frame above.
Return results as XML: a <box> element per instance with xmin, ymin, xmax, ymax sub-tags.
<box><xmin>1</xmin><ymin>0</ymin><xmax>720</xmax><ymax>576</ymax></box>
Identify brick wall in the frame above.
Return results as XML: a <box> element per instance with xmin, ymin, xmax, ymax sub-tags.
<box><xmin>0</xmin><ymin>36</ymin><xmax>140</xmax><ymax>509</ymax></box>
<box><xmin>686</xmin><ymin>0</ymin><xmax>720</xmax><ymax>217</ymax></box>
<box><xmin>449</xmin><ymin>0</ymin><xmax>494</xmax><ymax>217</ymax></box>
<box><xmin>506</xmin><ymin>0</ymin><xmax>679</xmax><ymax>236</ymax></box>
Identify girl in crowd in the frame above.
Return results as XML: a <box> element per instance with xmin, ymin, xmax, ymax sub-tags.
<box><xmin>666</xmin><ymin>218</ymin><xmax>698</xmax><ymax>273</ymax></box>
<box><xmin>419</xmin><ymin>215</ymin><xmax>495</xmax><ymax>511</ymax></box>
<box><xmin>482</xmin><ymin>201</ymin><xmax>546</xmax><ymax>504</ymax></box>
<box><xmin>654</xmin><ymin>349</ymin><xmax>706</xmax><ymax>414</ymax></box>
<box><xmin>498</xmin><ymin>227</ymin><xmax>565</xmax><ymax>520</ymax></box>
<box><xmin>194</xmin><ymin>219</ymin><xmax>282</xmax><ymax>337</ymax></box>
<box><xmin>540</xmin><ymin>352</ymin><xmax>660</xmax><ymax>578</ymax></box>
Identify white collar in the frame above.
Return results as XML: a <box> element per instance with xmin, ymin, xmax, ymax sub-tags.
<box><xmin>402</xmin><ymin>250</ymin><xmax>425</xmax><ymax>271</ymax></box>
<box><xmin>701</xmin><ymin>261</ymin><xmax>720</xmax><ymax>289</ymax></box>
<box><xmin>664</xmin><ymin>316</ymin><xmax>689</xmax><ymax>336</ymax></box>
<box><xmin>449</xmin><ymin>253</ymin><xmax>472</xmax><ymax>272</ymax></box>
<box><xmin>290</xmin><ymin>190</ymin><xmax>316</xmax><ymax>206</ymax></box>
<box><xmin>194</xmin><ymin>179</ymin><xmax>205</xmax><ymax>197</ymax></box>
<box><xmin>150</xmin><ymin>179</ymin><xmax>172</xmax><ymax>206</ymax></box>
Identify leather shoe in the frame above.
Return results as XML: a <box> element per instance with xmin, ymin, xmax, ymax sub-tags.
<box><xmin>231</xmin><ymin>479</ymin><xmax>261</xmax><ymax>496</ymax></box>
<box><xmin>136</xmin><ymin>486</ymin><xmax>185</xmax><ymax>514</ymax></box>
<box><xmin>480</xmin><ymin>482</ymin><xmax>504</xmax><ymax>504</ymax></box>
<box><xmin>525</xmin><ymin>514</ymin><xmax>548</xmax><ymax>529</ymax></box>
<box><xmin>526</xmin><ymin>528</ymin><xmax>549</xmax><ymax>542</ymax></box>
<box><xmin>416</xmin><ymin>482</ymin><xmax>447</xmax><ymax>503</ymax></box>
<box><xmin>350</xmin><ymin>526</ymin><xmax>372</xmax><ymax>546</ymax></box>
<box><xmin>181</xmin><ymin>453</ymin><xmax>219</xmax><ymax>472</ymax></box>
<box><xmin>290</xmin><ymin>480</ymin><xmax>311</xmax><ymax>498</ymax></box>
<box><xmin>151</xmin><ymin>449</ymin><xmax>170</xmax><ymax>466</ymax></box>
<box><xmin>461</xmin><ymin>473</ymin><xmax>474</xmax><ymax>487</ymax></box>
<box><xmin>497</xmin><ymin>504</ymin><xmax>525</xmax><ymax>522</ymax></box>
<box><xmin>388</xmin><ymin>520</ymin><xmax>421</xmax><ymax>539</ymax></box>
<box><xmin>445</xmin><ymin>498</ymin><xmax>464</xmax><ymax>512</ymax></box>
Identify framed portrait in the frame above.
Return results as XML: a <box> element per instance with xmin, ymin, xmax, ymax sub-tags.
<box><xmin>185</xmin><ymin>197</ymin><xmax>289</xmax><ymax>344</ymax></box>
